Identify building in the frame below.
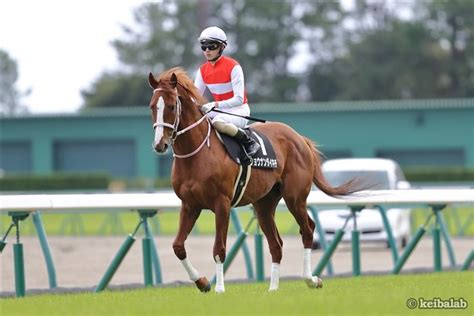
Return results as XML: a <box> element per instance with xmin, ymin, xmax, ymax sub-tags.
<box><xmin>1</xmin><ymin>99</ymin><xmax>473</xmax><ymax>179</ymax></box>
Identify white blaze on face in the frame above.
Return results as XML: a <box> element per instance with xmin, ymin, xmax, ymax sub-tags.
<box><xmin>154</xmin><ymin>96</ymin><xmax>165</xmax><ymax>146</ymax></box>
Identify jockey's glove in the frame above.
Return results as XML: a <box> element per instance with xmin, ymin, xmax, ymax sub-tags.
<box><xmin>200</xmin><ymin>102</ymin><xmax>216</xmax><ymax>114</ymax></box>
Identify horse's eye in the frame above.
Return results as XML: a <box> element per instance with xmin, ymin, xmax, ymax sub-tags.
<box><xmin>169</xmin><ymin>105</ymin><xmax>176</xmax><ymax>112</ymax></box>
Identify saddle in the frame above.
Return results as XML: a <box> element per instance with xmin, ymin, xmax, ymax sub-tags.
<box><xmin>216</xmin><ymin>127</ymin><xmax>278</xmax><ymax>207</ymax></box>
<box><xmin>217</xmin><ymin>127</ymin><xmax>278</xmax><ymax>168</ymax></box>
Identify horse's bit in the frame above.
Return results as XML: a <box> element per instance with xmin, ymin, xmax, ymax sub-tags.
<box><xmin>152</xmin><ymin>88</ymin><xmax>211</xmax><ymax>158</ymax></box>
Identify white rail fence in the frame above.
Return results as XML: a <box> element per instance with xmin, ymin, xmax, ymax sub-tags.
<box><xmin>1</xmin><ymin>189</ymin><xmax>473</xmax><ymax>211</ymax></box>
<box><xmin>1</xmin><ymin>189</ymin><xmax>473</xmax><ymax>297</ymax></box>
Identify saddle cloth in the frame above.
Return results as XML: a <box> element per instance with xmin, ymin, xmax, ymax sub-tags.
<box><xmin>218</xmin><ymin>128</ymin><xmax>278</xmax><ymax>168</ymax></box>
<box><xmin>217</xmin><ymin>127</ymin><xmax>278</xmax><ymax>207</ymax></box>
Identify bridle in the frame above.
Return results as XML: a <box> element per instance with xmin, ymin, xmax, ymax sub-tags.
<box><xmin>152</xmin><ymin>88</ymin><xmax>211</xmax><ymax>159</ymax></box>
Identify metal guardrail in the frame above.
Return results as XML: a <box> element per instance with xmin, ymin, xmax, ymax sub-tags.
<box><xmin>1</xmin><ymin>189</ymin><xmax>473</xmax><ymax>297</ymax></box>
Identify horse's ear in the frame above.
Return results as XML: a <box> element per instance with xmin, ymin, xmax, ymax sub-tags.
<box><xmin>170</xmin><ymin>73</ymin><xmax>178</xmax><ymax>89</ymax></box>
<box><xmin>148</xmin><ymin>72</ymin><xmax>159</xmax><ymax>89</ymax></box>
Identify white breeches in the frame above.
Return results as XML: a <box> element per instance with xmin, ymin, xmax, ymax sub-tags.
<box><xmin>208</xmin><ymin>103</ymin><xmax>250</xmax><ymax>129</ymax></box>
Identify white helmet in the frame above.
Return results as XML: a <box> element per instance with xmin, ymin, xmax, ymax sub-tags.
<box><xmin>198</xmin><ymin>26</ymin><xmax>227</xmax><ymax>46</ymax></box>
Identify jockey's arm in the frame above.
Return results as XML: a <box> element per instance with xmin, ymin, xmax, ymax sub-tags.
<box><xmin>216</xmin><ymin>65</ymin><xmax>245</xmax><ymax>109</ymax></box>
<box><xmin>194</xmin><ymin>69</ymin><xmax>207</xmax><ymax>95</ymax></box>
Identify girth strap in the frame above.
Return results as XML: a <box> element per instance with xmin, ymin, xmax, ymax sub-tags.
<box><xmin>231</xmin><ymin>164</ymin><xmax>252</xmax><ymax>207</ymax></box>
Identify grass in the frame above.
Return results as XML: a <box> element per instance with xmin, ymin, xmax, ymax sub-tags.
<box><xmin>1</xmin><ymin>206</ymin><xmax>473</xmax><ymax>237</ymax></box>
<box><xmin>2</xmin><ymin>272</ymin><xmax>473</xmax><ymax>316</ymax></box>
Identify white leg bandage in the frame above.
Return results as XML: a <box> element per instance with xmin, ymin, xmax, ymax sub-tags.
<box><xmin>180</xmin><ymin>258</ymin><xmax>199</xmax><ymax>282</ymax></box>
<box><xmin>215</xmin><ymin>258</ymin><xmax>225</xmax><ymax>293</ymax></box>
<box><xmin>302</xmin><ymin>248</ymin><xmax>323</xmax><ymax>289</ymax></box>
<box><xmin>303</xmin><ymin>248</ymin><xmax>312</xmax><ymax>279</ymax></box>
<box><xmin>269</xmin><ymin>262</ymin><xmax>280</xmax><ymax>291</ymax></box>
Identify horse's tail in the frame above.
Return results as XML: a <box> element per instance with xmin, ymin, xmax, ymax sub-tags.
<box><xmin>303</xmin><ymin>137</ymin><xmax>362</xmax><ymax>197</ymax></box>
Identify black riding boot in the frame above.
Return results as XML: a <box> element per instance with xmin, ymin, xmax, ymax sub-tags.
<box><xmin>234</xmin><ymin>128</ymin><xmax>260</xmax><ymax>157</ymax></box>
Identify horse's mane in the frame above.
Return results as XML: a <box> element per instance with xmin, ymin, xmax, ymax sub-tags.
<box><xmin>157</xmin><ymin>67</ymin><xmax>208</xmax><ymax>105</ymax></box>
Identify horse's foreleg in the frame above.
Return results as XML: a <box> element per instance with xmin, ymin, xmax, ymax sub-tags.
<box><xmin>269</xmin><ymin>262</ymin><xmax>281</xmax><ymax>291</ymax></box>
<box><xmin>173</xmin><ymin>206</ymin><xmax>210</xmax><ymax>292</ymax></box>
<box><xmin>214</xmin><ymin>257</ymin><xmax>225</xmax><ymax>294</ymax></box>
<box><xmin>213</xmin><ymin>204</ymin><xmax>231</xmax><ymax>294</ymax></box>
<box><xmin>179</xmin><ymin>258</ymin><xmax>210</xmax><ymax>292</ymax></box>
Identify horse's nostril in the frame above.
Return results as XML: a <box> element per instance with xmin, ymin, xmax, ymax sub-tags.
<box><xmin>153</xmin><ymin>142</ymin><xmax>169</xmax><ymax>154</ymax></box>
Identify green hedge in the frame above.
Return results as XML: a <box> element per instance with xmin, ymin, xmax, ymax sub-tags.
<box><xmin>0</xmin><ymin>173</ymin><xmax>173</xmax><ymax>192</ymax></box>
<box><xmin>403</xmin><ymin>167</ymin><xmax>474</xmax><ymax>182</ymax></box>
<box><xmin>0</xmin><ymin>173</ymin><xmax>111</xmax><ymax>191</ymax></box>
<box><xmin>2</xmin><ymin>167</ymin><xmax>470</xmax><ymax>192</ymax></box>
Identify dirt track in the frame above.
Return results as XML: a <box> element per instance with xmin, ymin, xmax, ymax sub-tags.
<box><xmin>1</xmin><ymin>235</ymin><xmax>472</xmax><ymax>294</ymax></box>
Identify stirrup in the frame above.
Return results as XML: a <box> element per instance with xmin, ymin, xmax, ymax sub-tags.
<box><xmin>244</xmin><ymin>142</ymin><xmax>260</xmax><ymax>157</ymax></box>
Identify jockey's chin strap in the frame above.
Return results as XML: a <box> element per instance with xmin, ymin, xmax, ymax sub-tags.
<box><xmin>152</xmin><ymin>88</ymin><xmax>211</xmax><ymax>159</ymax></box>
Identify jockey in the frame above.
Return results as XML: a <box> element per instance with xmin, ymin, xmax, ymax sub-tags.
<box><xmin>194</xmin><ymin>26</ymin><xmax>260</xmax><ymax>158</ymax></box>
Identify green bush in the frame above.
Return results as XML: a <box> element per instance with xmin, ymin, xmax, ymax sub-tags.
<box><xmin>0</xmin><ymin>173</ymin><xmax>111</xmax><ymax>191</ymax></box>
<box><xmin>114</xmin><ymin>177</ymin><xmax>172</xmax><ymax>191</ymax></box>
<box><xmin>403</xmin><ymin>167</ymin><xmax>474</xmax><ymax>182</ymax></box>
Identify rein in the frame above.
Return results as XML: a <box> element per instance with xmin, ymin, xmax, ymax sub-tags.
<box><xmin>152</xmin><ymin>88</ymin><xmax>211</xmax><ymax>159</ymax></box>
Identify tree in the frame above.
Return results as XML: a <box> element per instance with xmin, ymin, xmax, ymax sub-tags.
<box><xmin>423</xmin><ymin>0</ymin><xmax>474</xmax><ymax>97</ymax></box>
<box><xmin>81</xmin><ymin>72</ymin><xmax>150</xmax><ymax>108</ymax></box>
<box><xmin>82</xmin><ymin>2</ymin><xmax>204</xmax><ymax>109</ymax></box>
<box><xmin>82</xmin><ymin>0</ymin><xmax>474</xmax><ymax>107</ymax></box>
<box><xmin>0</xmin><ymin>50</ymin><xmax>28</xmax><ymax>115</ymax></box>
<box><xmin>82</xmin><ymin>1</ymin><xmax>344</xmax><ymax>107</ymax></box>
<box><xmin>307</xmin><ymin>0</ymin><xmax>474</xmax><ymax>100</ymax></box>
<box><xmin>310</xmin><ymin>21</ymin><xmax>448</xmax><ymax>100</ymax></box>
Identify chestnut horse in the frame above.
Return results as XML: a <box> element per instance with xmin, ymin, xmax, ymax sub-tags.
<box><xmin>148</xmin><ymin>67</ymin><xmax>360</xmax><ymax>293</ymax></box>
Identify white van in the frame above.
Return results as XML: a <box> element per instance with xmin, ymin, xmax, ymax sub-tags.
<box><xmin>311</xmin><ymin>158</ymin><xmax>411</xmax><ymax>249</ymax></box>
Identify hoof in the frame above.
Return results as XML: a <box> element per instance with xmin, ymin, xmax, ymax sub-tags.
<box><xmin>316</xmin><ymin>277</ymin><xmax>323</xmax><ymax>289</ymax></box>
<box><xmin>304</xmin><ymin>276</ymin><xmax>323</xmax><ymax>289</ymax></box>
<box><xmin>195</xmin><ymin>277</ymin><xmax>211</xmax><ymax>293</ymax></box>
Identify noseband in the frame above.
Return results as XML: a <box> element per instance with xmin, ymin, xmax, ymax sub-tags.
<box><xmin>152</xmin><ymin>88</ymin><xmax>211</xmax><ymax>158</ymax></box>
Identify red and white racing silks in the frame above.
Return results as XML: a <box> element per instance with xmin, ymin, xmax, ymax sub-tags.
<box><xmin>194</xmin><ymin>56</ymin><xmax>248</xmax><ymax>109</ymax></box>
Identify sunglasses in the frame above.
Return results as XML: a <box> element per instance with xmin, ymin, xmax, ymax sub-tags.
<box><xmin>201</xmin><ymin>43</ymin><xmax>219</xmax><ymax>51</ymax></box>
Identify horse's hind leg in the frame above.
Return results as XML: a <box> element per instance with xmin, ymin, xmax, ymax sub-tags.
<box><xmin>173</xmin><ymin>204</ymin><xmax>210</xmax><ymax>292</ymax></box>
<box><xmin>282</xmin><ymin>181</ymin><xmax>323</xmax><ymax>289</ymax></box>
<box><xmin>253</xmin><ymin>188</ymin><xmax>284</xmax><ymax>291</ymax></box>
